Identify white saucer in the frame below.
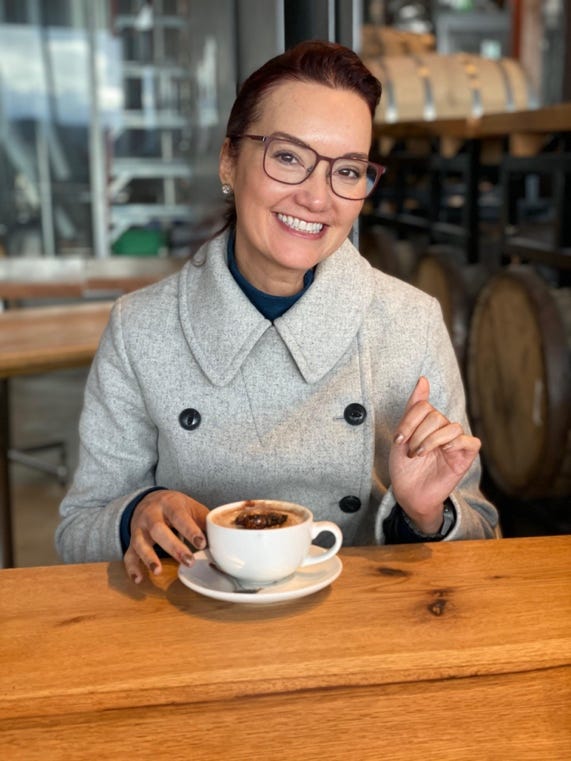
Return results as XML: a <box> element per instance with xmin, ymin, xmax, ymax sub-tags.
<box><xmin>178</xmin><ymin>545</ymin><xmax>343</xmax><ymax>604</ymax></box>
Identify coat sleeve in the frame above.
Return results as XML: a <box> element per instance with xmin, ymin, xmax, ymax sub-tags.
<box><xmin>374</xmin><ymin>296</ymin><xmax>500</xmax><ymax>543</ymax></box>
<box><xmin>56</xmin><ymin>299</ymin><xmax>161</xmax><ymax>563</ymax></box>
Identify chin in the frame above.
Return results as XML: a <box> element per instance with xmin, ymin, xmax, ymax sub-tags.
<box><xmin>276</xmin><ymin>250</ymin><xmax>326</xmax><ymax>272</ymax></box>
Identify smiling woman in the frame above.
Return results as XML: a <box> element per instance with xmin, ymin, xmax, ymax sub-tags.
<box><xmin>219</xmin><ymin>80</ymin><xmax>376</xmax><ymax>295</ymax></box>
<box><xmin>56</xmin><ymin>41</ymin><xmax>499</xmax><ymax>584</ymax></box>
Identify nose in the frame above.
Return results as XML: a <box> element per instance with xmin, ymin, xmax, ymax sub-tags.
<box><xmin>293</xmin><ymin>159</ymin><xmax>332</xmax><ymax>209</ymax></box>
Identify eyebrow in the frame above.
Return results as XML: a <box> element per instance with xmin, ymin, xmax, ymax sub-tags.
<box><xmin>272</xmin><ymin>131</ymin><xmax>369</xmax><ymax>161</ymax></box>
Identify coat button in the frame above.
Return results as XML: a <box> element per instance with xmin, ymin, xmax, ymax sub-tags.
<box><xmin>179</xmin><ymin>408</ymin><xmax>201</xmax><ymax>430</ymax></box>
<box><xmin>344</xmin><ymin>403</ymin><xmax>367</xmax><ymax>426</ymax></box>
<box><xmin>339</xmin><ymin>495</ymin><xmax>361</xmax><ymax>513</ymax></box>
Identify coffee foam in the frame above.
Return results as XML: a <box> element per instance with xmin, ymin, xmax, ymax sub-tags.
<box><xmin>211</xmin><ymin>502</ymin><xmax>306</xmax><ymax>530</ymax></box>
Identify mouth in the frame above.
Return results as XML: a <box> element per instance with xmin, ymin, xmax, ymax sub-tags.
<box><xmin>276</xmin><ymin>213</ymin><xmax>324</xmax><ymax>235</ymax></box>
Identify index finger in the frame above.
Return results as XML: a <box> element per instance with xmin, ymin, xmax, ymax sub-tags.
<box><xmin>394</xmin><ymin>376</ymin><xmax>431</xmax><ymax>443</ymax></box>
<box><xmin>404</xmin><ymin>375</ymin><xmax>430</xmax><ymax>412</ymax></box>
<box><xmin>160</xmin><ymin>491</ymin><xmax>209</xmax><ymax>547</ymax></box>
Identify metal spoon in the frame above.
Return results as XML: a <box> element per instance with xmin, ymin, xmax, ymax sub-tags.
<box><xmin>208</xmin><ymin>562</ymin><xmax>264</xmax><ymax>594</ymax></box>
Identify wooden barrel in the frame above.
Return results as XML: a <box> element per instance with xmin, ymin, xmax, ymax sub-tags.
<box><xmin>361</xmin><ymin>25</ymin><xmax>435</xmax><ymax>58</ymax></box>
<box><xmin>365</xmin><ymin>52</ymin><xmax>533</xmax><ymax>123</ymax></box>
<box><xmin>359</xmin><ymin>225</ymin><xmax>419</xmax><ymax>283</ymax></box>
<box><xmin>411</xmin><ymin>246</ymin><xmax>490</xmax><ymax>368</ymax></box>
<box><xmin>467</xmin><ymin>267</ymin><xmax>571</xmax><ymax>498</ymax></box>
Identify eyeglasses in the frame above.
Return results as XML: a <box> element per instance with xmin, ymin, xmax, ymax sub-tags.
<box><xmin>231</xmin><ymin>133</ymin><xmax>386</xmax><ymax>201</ymax></box>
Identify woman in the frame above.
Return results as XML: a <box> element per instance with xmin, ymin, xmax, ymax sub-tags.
<box><xmin>57</xmin><ymin>41</ymin><xmax>498</xmax><ymax>583</ymax></box>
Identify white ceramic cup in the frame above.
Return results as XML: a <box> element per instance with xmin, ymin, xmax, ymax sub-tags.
<box><xmin>206</xmin><ymin>499</ymin><xmax>343</xmax><ymax>584</ymax></box>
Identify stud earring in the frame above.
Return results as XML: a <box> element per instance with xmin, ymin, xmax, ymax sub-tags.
<box><xmin>221</xmin><ymin>183</ymin><xmax>232</xmax><ymax>196</ymax></box>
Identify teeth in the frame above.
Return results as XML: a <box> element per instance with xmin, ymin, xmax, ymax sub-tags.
<box><xmin>277</xmin><ymin>213</ymin><xmax>323</xmax><ymax>234</ymax></box>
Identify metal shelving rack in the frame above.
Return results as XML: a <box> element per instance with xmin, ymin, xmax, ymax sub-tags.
<box><xmin>107</xmin><ymin>0</ymin><xmax>196</xmax><ymax>252</ymax></box>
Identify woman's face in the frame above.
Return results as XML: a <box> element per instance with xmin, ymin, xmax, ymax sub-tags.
<box><xmin>219</xmin><ymin>80</ymin><xmax>373</xmax><ymax>296</ymax></box>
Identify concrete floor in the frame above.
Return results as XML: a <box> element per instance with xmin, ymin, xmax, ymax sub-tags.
<box><xmin>11</xmin><ymin>367</ymin><xmax>87</xmax><ymax>567</ymax></box>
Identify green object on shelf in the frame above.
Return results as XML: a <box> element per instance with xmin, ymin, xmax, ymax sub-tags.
<box><xmin>112</xmin><ymin>228</ymin><xmax>165</xmax><ymax>256</ymax></box>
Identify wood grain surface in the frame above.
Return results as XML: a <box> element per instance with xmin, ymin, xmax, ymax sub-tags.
<box><xmin>1</xmin><ymin>536</ymin><xmax>570</xmax><ymax>759</ymax></box>
<box><xmin>0</xmin><ymin>302</ymin><xmax>113</xmax><ymax>377</ymax></box>
<box><xmin>374</xmin><ymin>102</ymin><xmax>571</xmax><ymax>141</ymax></box>
<box><xmin>467</xmin><ymin>268</ymin><xmax>571</xmax><ymax>497</ymax></box>
<box><xmin>0</xmin><ymin>258</ymin><xmax>85</xmax><ymax>299</ymax></box>
<box><xmin>0</xmin><ymin>257</ymin><xmax>185</xmax><ymax>300</ymax></box>
<box><xmin>85</xmin><ymin>256</ymin><xmax>185</xmax><ymax>292</ymax></box>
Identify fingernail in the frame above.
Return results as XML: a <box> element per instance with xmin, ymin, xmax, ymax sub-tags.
<box><xmin>415</xmin><ymin>446</ymin><xmax>425</xmax><ymax>457</ymax></box>
<box><xmin>394</xmin><ymin>433</ymin><xmax>405</xmax><ymax>444</ymax></box>
<box><xmin>130</xmin><ymin>573</ymin><xmax>141</xmax><ymax>584</ymax></box>
<box><xmin>149</xmin><ymin>562</ymin><xmax>159</xmax><ymax>574</ymax></box>
<box><xmin>181</xmin><ymin>553</ymin><xmax>194</xmax><ymax>567</ymax></box>
<box><xmin>193</xmin><ymin>534</ymin><xmax>206</xmax><ymax>549</ymax></box>
<box><xmin>442</xmin><ymin>443</ymin><xmax>453</xmax><ymax>450</ymax></box>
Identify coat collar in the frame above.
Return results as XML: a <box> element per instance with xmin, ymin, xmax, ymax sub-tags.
<box><xmin>178</xmin><ymin>232</ymin><xmax>375</xmax><ymax>386</ymax></box>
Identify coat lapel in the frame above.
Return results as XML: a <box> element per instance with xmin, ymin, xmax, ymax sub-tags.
<box><xmin>274</xmin><ymin>238</ymin><xmax>375</xmax><ymax>383</ymax></box>
<box><xmin>177</xmin><ymin>233</ymin><xmax>375</xmax><ymax>386</ymax></box>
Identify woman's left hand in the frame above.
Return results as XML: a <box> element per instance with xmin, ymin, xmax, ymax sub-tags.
<box><xmin>389</xmin><ymin>376</ymin><xmax>481</xmax><ymax>534</ymax></box>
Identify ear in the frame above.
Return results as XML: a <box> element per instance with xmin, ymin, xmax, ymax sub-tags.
<box><xmin>218</xmin><ymin>138</ymin><xmax>236</xmax><ymax>187</ymax></box>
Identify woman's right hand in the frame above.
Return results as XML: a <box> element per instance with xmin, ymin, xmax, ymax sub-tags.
<box><xmin>124</xmin><ymin>490</ymin><xmax>209</xmax><ymax>583</ymax></box>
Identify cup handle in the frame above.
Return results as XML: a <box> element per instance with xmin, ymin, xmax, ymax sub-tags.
<box><xmin>301</xmin><ymin>521</ymin><xmax>343</xmax><ymax>567</ymax></box>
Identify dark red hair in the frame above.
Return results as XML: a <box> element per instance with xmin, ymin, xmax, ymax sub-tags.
<box><xmin>226</xmin><ymin>40</ymin><xmax>382</xmax><ymax>139</ymax></box>
<box><xmin>216</xmin><ymin>41</ymin><xmax>382</xmax><ymax>233</ymax></box>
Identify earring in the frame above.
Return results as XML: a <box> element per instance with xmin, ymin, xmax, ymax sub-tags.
<box><xmin>221</xmin><ymin>183</ymin><xmax>232</xmax><ymax>196</ymax></box>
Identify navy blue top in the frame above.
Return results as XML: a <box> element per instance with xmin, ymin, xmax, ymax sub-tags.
<box><xmin>227</xmin><ymin>230</ymin><xmax>314</xmax><ymax>320</ymax></box>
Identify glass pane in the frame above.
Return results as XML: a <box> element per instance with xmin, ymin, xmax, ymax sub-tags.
<box><xmin>0</xmin><ymin>13</ymin><xmax>96</xmax><ymax>256</ymax></box>
<box><xmin>0</xmin><ymin>0</ymin><xmax>238</xmax><ymax>259</ymax></box>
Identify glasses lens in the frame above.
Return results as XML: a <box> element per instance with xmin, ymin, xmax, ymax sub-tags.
<box><xmin>331</xmin><ymin>158</ymin><xmax>379</xmax><ymax>200</ymax></box>
<box><xmin>262</xmin><ymin>136</ymin><xmax>383</xmax><ymax>200</ymax></box>
<box><xmin>264</xmin><ymin>138</ymin><xmax>316</xmax><ymax>184</ymax></box>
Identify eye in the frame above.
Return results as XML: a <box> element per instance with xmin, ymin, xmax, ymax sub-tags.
<box><xmin>275</xmin><ymin>150</ymin><xmax>297</xmax><ymax>165</ymax></box>
<box><xmin>334</xmin><ymin>161</ymin><xmax>366</xmax><ymax>182</ymax></box>
<box><xmin>271</xmin><ymin>148</ymin><xmax>304</xmax><ymax>167</ymax></box>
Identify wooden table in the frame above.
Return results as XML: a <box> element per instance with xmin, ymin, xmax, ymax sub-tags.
<box><xmin>0</xmin><ymin>302</ymin><xmax>113</xmax><ymax>567</ymax></box>
<box><xmin>0</xmin><ymin>258</ymin><xmax>85</xmax><ymax>300</ymax></box>
<box><xmin>0</xmin><ymin>256</ymin><xmax>185</xmax><ymax>301</ymax></box>
<box><xmin>84</xmin><ymin>256</ymin><xmax>185</xmax><ymax>292</ymax></box>
<box><xmin>1</xmin><ymin>535</ymin><xmax>569</xmax><ymax>760</ymax></box>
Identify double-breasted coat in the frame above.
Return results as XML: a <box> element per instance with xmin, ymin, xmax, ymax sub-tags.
<box><xmin>56</xmin><ymin>232</ymin><xmax>498</xmax><ymax>562</ymax></box>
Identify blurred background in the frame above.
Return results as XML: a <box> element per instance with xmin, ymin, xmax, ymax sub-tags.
<box><xmin>1</xmin><ymin>0</ymin><xmax>569</xmax><ymax>565</ymax></box>
<box><xmin>1</xmin><ymin>0</ymin><xmax>568</xmax><ymax>262</ymax></box>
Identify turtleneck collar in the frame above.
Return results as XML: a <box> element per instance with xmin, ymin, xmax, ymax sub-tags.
<box><xmin>226</xmin><ymin>229</ymin><xmax>315</xmax><ymax>321</ymax></box>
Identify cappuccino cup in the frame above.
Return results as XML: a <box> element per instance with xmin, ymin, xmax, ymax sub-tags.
<box><xmin>206</xmin><ymin>499</ymin><xmax>343</xmax><ymax>584</ymax></box>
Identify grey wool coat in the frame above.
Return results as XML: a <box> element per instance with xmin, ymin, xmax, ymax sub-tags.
<box><xmin>56</xmin><ymin>232</ymin><xmax>498</xmax><ymax>562</ymax></box>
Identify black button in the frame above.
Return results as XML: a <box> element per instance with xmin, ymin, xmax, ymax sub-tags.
<box><xmin>179</xmin><ymin>408</ymin><xmax>201</xmax><ymax>430</ymax></box>
<box><xmin>344</xmin><ymin>403</ymin><xmax>367</xmax><ymax>426</ymax></box>
<box><xmin>339</xmin><ymin>495</ymin><xmax>361</xmax><ymax>513</ymax></box>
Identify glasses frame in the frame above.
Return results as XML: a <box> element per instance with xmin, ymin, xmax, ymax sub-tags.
<box><xmin>230</xmin><ymin>133</ymin><xmax>386</xmax><ymax>201</ymax></box>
